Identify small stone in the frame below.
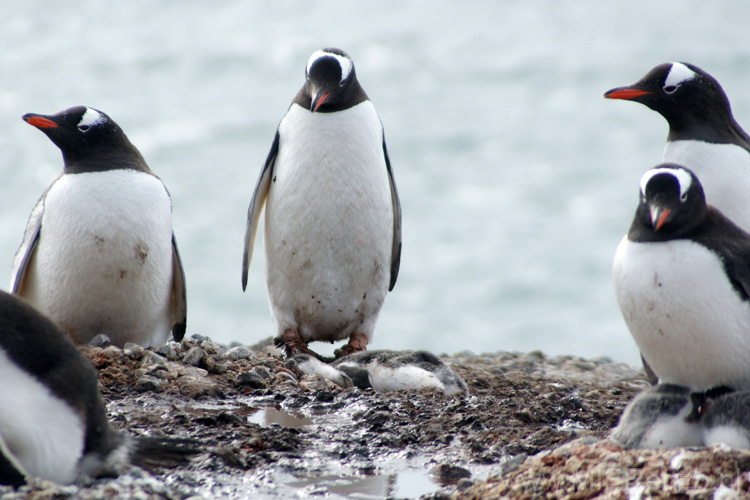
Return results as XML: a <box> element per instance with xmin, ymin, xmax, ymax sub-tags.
<box><xmin>275</xmin><ymin>371</ymin><xmax>298</xmax><ymax>385</ymax></box>
<box><xmin>225</xmin><ymin>346</ymin><xmax>254</xmax><ymax>361</ymax></box>
<box><xmin>101</xmin><ymin>345</ymin><xmax>122</xmax><ymax>359</ymax></box>
<box><xmin>136</xmin><ymin>374</ymin><xmax>166</xmax><ymax>392</ymax></box>
<box><xmin>157</xmin><ymin>341</ymin><xmax>183</xmax><ymax>361</ymax></box>
<box><xmin>456</xmin><ymin>478</ymin><xmax>475</xmax><ymax>491</ymax></box>
<box><xmin>204</xmin><ymin>355</ymin><xmax>230</xmax><ymax>374</ymax></box>
<box><xmin>123</xmin><ymin>342</ymin><xmax>145</xmax><ymax>360</ymax></box>
<box><xmin>254</xmin><ymin>366</ymin><xmax>273</xmax><ymax>380</ymax></box>
<box><xmin>434</xmin><ymin>463</ymin><xmax>471</xmax><ymax>484</ymax></box>
<box><xmin>179</xmin><ymin>376</ymin><xmax>222</xmax><ymax>399</ymax></box>
<box><xmin>141</xmin><ymin>351</ymin><xmax>167</xmax><ymax>368</ymax></box>
<box><xmin>183</xmin><ymin>346</ymin><xmax>205</xmax><ymax>367</ymax></box>
<box><xmin>235</xmin><ymin>370</ymin><xmax>267</xmax><ymax>389</ymax></box>
<box><xmin>88</xmin><ymin>334</ymin><xmax>111</xmax><ymax>348</ymax></box>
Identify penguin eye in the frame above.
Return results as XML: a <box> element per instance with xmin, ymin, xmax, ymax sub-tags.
<box><xmin>680</xmin><ymin>191</ymin><xmax>688</xmax><ymax>202</ymax></box>
<box><xmin>664</xmin><ymin>85</ymin><xmax>679</xmax><ymax>94</ymax></box>
<box><xmin>78</xmin><ymin>124</ymin><xmax>91</xmax><ymax>132</ymax></box>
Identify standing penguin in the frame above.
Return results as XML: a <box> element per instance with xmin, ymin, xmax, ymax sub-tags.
<box><xmin>0</xmin><ymin>290</ymin><xmax>196</xmax><ymax>486</ymax></box>
<box><xmin>242</xmin><ymin>48</ymin><xmax>401</xmax><ymax>358</ymax></box>
<box><xmin>12</xmin><ymin>106</ymin><xmax>187</xmax><ymax>348</ymax></box>
<box><xmin>605</xmin><ymin>62</ymin><xmax>750</xmax><ymax>231</ymax></box>
<box><xmin>613</xmin><ymin>164</ymin><xmax>750</xmax><ymax>391</ymax></box>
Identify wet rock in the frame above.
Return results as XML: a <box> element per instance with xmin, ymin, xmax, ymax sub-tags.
<box><xmin>235</xmin><ymin>370</ymin><xmax>267</xmax><ymax>389</ymax></box>
<box><xmin>434</xmin><ymin>463</ymin><xmax>472</xmax><ymax>484</ymax></box>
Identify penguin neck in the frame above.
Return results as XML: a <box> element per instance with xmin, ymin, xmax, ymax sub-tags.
<box><xmin>667</xmin><ymin>109</ymin><xmax>750</xmax><ymax>152</ymax></box>
<box><xmin>62</xmin><ymin>149</ymin><xmax>152</xmax><ymax>175</ymax></box>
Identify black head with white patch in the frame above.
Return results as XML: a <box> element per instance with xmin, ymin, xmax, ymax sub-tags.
<box><xmin>604</xmin><ymin>62</ymin><xmax>748</xmax><ymax>145</ymax></box>
<box><xmin>23</xmin><ymin>106</ymin><xmax>148</xmax><ymax>174</ymax></box>
<box><xmin>630</xmin><ymin>164</ymin><xmax>708</xmax><ymax>242</ymax></box>
<box><xmin>298</xmin><ymin>48</ymin><xmax>368</xmax><ymax>113</ymax></box>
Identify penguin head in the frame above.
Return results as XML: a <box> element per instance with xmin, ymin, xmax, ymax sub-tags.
<box><xmin>604</xmin><ymin>62</ymin><xmax>732</xmax><ymax>134</ymax></box>
<box><xmin>636</xmin><ymin>164</ymin><xmax>707</xmax><ymax>236</ymax></box>
<box><xmin>304</xmin><ymin>48</ymin><xmax>359</xmax><ymax>112</ymax></box>
<box><xmin>23</xmin><ymin>106</ymin><xmax>146</xmax><ymax>172</ymax></box>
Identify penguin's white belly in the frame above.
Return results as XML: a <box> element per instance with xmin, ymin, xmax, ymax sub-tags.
<box><xmin>264</xmin><ymin>102</ymin><xmax>393</xmax><ymax>342</ymax></box>
<box><xmin>25</xmin><ymin>170</ymin><xmax>174</xmax><ymax>347</ymax></box>
<box><xmin>613</xmin><ymin>237</ymin><xmax>750</xmax><ymax>390</ymax></box>
<box><xmin>664</xmin><ymin>140</ymin><xmax>750</xmax><ymax>231</ymax></box>
<box><xmin>0</xmin><ymin>347</ymin><xmax>84</xmax><ymax>484</ymax></box>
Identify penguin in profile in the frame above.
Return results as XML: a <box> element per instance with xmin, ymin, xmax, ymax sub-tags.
<box><xmin>242</xmin><ymin>48</ymin><xmax>401</xmax><ymax>359</ymax></box>
<box><xmin>293</xmin><ymin>350</ymin><xmax>468</xmax><ymax>396</ymax></box>
<box><xmin>613</xmin><ymin>164</ymin><xmax>750</xmax><ymax>391</ymax></box>
<box><xmin>0</xmin><ymin>290</ymin><xmax>196</xmax><ymax>486</ymax></box>
<box><xmin>12</xmin><ymin>106</ymin><xmax>187</xmax><ymax>348</ymax></box>
<box><xmin>605</xmin><ymin>62</ymin><xmax>750</xmax><ymax>231</ymax></box>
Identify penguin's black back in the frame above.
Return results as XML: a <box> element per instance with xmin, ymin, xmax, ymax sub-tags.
<box><xmin>0</xmin><ymin>292</ymin><xmax>120</xmax><ymax>460</ymax></box>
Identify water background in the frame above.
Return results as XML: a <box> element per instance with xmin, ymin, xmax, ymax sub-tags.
<box><xmin>2</xmin><ymin>1</ymin><xmax>749</xmax><ymax>366</ymax></box>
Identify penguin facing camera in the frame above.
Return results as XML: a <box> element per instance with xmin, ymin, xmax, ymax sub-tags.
<box><xmin>242</xmin><ymin>48</ymin><xmax>401</xmax><ymax>359</ymax></box>
<box><xmin>613</xmin><ymin>164</ymin><xmax>750</xmax><ymax>391</ymax></box>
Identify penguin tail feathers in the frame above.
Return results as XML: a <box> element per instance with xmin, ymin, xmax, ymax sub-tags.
<box><xmin>129</xmin><ymin>436</ymin><xmax>201</xmax><ymax>471</ymax></box>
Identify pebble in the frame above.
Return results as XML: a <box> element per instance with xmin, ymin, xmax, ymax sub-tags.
<box><xmin>235</xmin><ymin>370</ymin><xmax>267</xmax><ymax>389</ymax></box>
<box><xmin>102</xmin><ymin>345</ymin><xmax>122</xmax><ymax>359</ymax></box>
<box><xmin>157</xmin><ymin>341</ymin><xmax>183</xmax><ymax>361</ymax></box>
<box><xmin>123</xmin><ymin>342</ymin><xmax>146</xmax><ymax>360</ymax></box>
<box><xmin>88</xmin><ymin>333</ymin><xmax>112</xmax><ymax>348</ymax></box>
<box><xmin>183</xmin><ymin>346</ymin><xmax>205</xmax><ymax>367</ymax></box>
<box><xmin>225</xmin><ymin>346</ymin><xmax>254</xmax><ymax>361</ymax></box>
<box><xmin>204</xmin><ymin>355</ymin><xmax>231</xmax><ymax>374</ymax></box>
<box><xmin>136</xmin><ymin>374</ymin><xmax>166</xmax><ymax>392</ymax></box>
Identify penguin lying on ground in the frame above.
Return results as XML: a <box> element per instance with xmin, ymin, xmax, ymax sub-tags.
<box><xmin>242</xmin><ymin>48</ymin><xmax>401</xmax><ymax>359</ymax></box>
<box><xmin>610</xmin><ymin>384</ymin><xmax>702</xmax><ymax>449</ymax></box>
<box><xmin>0</xmin><ymin>291</ymin><xmax>196</xmax><ymax>486</ymax></box>
<box><xmin>12</xmin><ymin>106</ymin><xmax>187</xmax><ymax>348</ymax></box>
<box><xmin>293</xmin><ymin>350</ymin><xmax>468</xmax><ymax>396</ymax></box>
<box><xmin>612</xmin><ymin>384</ymin><xmax>750</xmax><ymax>450</ymax></box>
<box><xmin>613</xmin><ymin>164</ymin><xmax>750</xmax><ymax>391</ymax></box>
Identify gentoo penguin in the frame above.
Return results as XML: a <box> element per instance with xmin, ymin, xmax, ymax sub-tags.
<box><xmin>701</xmin><ymin>389</ymin><xmax>750</xmax><ymax>449</ymax></box>
<box><xmin>0</xmin><ymin>290</ymin><xmax>196</xmax><ymax>486</ymax></box>
<box><xmin>293</xmin><ymin>350</ymin><xmax>468</xmax><ymax>396</ymax></box>
<box><xmin>611</xmin><ymin>384</ymin><xmax>702</xmax><ymax>449</ymax></box>
<box><xmin>604</xmin><ymin>62</ymin><xmax>750</xmax><ymax>231</ymax></box>
<box><xmin>242</xmin><ymin>48</ymin><xmax>401</xmax><ymax>358</ymax></box>
<box><xmin>12</xmin><ymin>106</ymin><xmax>187</xmax><ymax>348</ymax></box>
<box><xmin>613</xmin><ymin>164</ymin><xmax>750</xmax><ymax>391</ymax></box>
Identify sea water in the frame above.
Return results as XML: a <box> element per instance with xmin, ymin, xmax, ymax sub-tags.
<box><xmin>1</xmin><ymin>1</ymin><xmax>749</xmax><ymax>366</ymax></box>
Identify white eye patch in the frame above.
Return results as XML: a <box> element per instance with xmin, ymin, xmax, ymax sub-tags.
<box><xmin>77</xmin><ymin>108</ymin><xmax>105</xmax><ymax>130</ymax></box>
<box><xmin>306</xmin><ymin>50</ymin><xmax>353</xmax><ymax>83</ymax></box>
<box><xmin>640</xmin><ymin>167</ymin><xmax>693</xmax><ymax>199</ymax></box>
<box><xmin>664</xmin><ymin>62</ymin><xmax>697</xmax><ymax>89</ymax></box>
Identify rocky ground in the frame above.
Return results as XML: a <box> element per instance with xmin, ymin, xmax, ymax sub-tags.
<box><xmin>1</xmin><ymin>335</ymin><xmax>748</xmax><ymax>499</ymax></box>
